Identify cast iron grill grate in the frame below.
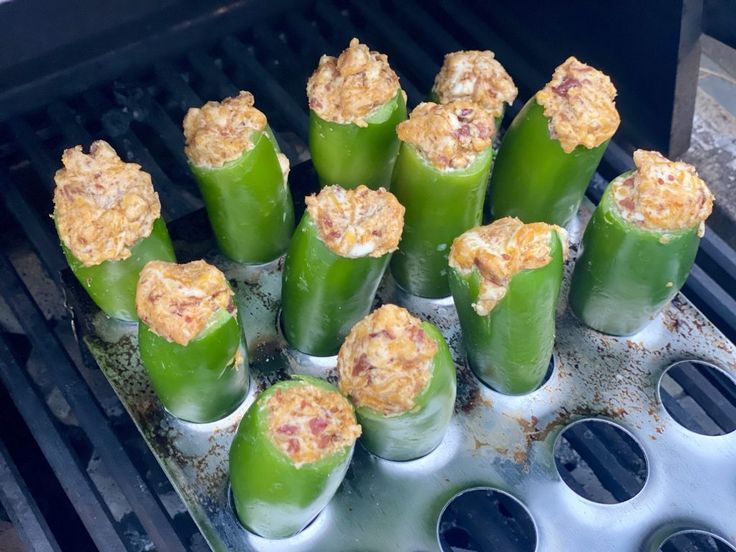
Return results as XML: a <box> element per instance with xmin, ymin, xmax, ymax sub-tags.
<box><xmin>0</xmin><ymin>1</ymin><xmax>735</xmax><ymax>550</ymax></box>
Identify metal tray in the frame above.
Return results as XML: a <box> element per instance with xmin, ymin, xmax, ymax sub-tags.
<box><xmin>65</xmin><ymin>166</ymin><xmax>736</xmax><ymax>552</ymax></box>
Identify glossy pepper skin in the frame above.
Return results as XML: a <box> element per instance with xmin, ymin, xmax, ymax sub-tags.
<box><xmin>355</xmin><ymin>322</ymin><xmax>456</xmax><ymax>461</ymax></box>
<box><xmin>569</xmin><ymin>177</ymin><xmax>701</xmax><ymax>336</ymax></box>
<box><xmin>487</xmin><ymin>98</ymin><xmax>609</xmax><ymax>227</ymax></box>
<box><xmin>229</xmin><ymin>376</ymin><xmax>355</xmax><ymax>539</ymax></box>
<box><xmin>309</xmin><ymin>91</ymin><xmax>406</xmax><ymax>190</ymax></box>
<box><xmin>281</xmin><ymin>214</ymin><xmax>391</xmax><ymax>356</ymax></box>
<box><xmin>189</xmin><ymin>130</ymin><xmax>294</xmax><ymax>264</ymax></box>
<box><xmin>61</xmin><ymin>217</ymin><xmax>175</xmax><ymax>321</ymax></box>
<box><xmin>138</xmin><ymin>308</ymin><xmax>249</xmax><ymax>423</ymax></box>
<box><xmin>449</xmin><ymin>231</ymin><xmax>564</xmax><ymax>395</ymax></box>
<box><xmin>390</xmin><ymin>144</ymin><xmax>493</xmax><ymax>298</ymax></box>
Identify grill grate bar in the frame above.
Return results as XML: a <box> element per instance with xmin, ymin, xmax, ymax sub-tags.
<box><xmin>684</xmin><ymin>265</ymin><xmax>736</xmax><ymax>342</ymax></box>
<box><xmin>154</xmin><ymin>62</ymin><xmax>203</xmax><ymax>111</ymax></box>
<box><xmin>669</xmin><ymin>365</ymin><xmax>736</xmax><ymax>432</ymax></box>
<box><xmin>0</xmin><ymin>438</ymin><xmax>62</xmax><ymax>552</ymax></box>
<box><xmin>562</xmin><ymin>424</ymin><xmax>646</xmax><ymax>503</ymax></box>
<box><xmin>46</xmin><ymin>101</ymin><xmax>93</xmax><ymax>147</ymax></box>
<box><xmin>0</xmin><ymin>171</ymin><xmax>66</xmax><ymax>274</ymax></box>
<box><xmin>187</xmin><ymin>50</ymin><xmax>240</xmax><ymax>100</ymax></box>
<box><xmin>220</xmin><ymin>35</ymin><xmax>309</xmax><ymax>141</ymax></box>
<box><xmin>393</xmin><ymin>0</ymin><xmax>463</xmax><ymax>56</ymax></box>
<box><xmin>312</xmin><ymin>2</ymin><xmax>423</xmax><ymax>102</ymax></box>
<box><xmin>0</xmin><ymin>253</ymin><xmax>188</xmax><ymax>552</ymax></box>
<box><xmin>0</xmin><ymin>335</ymin><xmax>126</xmax><ymax>552</ymax></box>
<box><xmin>6</xmin><ymin>118</ymin><xmax>59</xmax><ymax>192</ymax></box>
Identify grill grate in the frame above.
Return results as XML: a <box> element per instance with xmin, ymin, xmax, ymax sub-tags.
<box><xmin>0</xmin><ymin>1</ymin><xmax>734</xmax><ymax>550</ymax></box>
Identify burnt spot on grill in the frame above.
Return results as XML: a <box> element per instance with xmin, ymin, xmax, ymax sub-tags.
<box><xmin>455</xmin><ymin>361</ymin><xmax>480</xmax><ymax>414</ymax></box>
<box><xmin>249</xmin><ymin>336</ymin><xmax>292</xmax><ymax>391</ymax></box>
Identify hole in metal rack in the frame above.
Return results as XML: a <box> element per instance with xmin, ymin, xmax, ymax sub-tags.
<box><xmin>658</xmin><ymin>530</ymin><xmax>736</xmax><ymax>551</ymax></box>
<box><xmin>553</xmin><ymin>418</ymin><xmax>648</xmax><ymax>504</ymax></box>
<box><xmin>437</xmin><ymin>487</ymin><xmax>537</xmax><ymax>552</ymax></box>
<box><xmin>657</xmin><ymin>360</ymin><xmax>736</xmax><ymax>436</ymax></box>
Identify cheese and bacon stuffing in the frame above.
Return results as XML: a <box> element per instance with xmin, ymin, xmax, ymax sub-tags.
<box><xmin>266</xmin><ymin>383</ymin><xmax>361</xmax><ymax>467</ymax></box>
<box><xmin>307</xmin><ymin>38</ymin><xmax>402</xmax><ymax>127</ymax></box>
<box><xmin>536</xmin><ymin>56</ymin><xmax>620</xmax><ymax>153</ymax></box>
<box><xmin>432</xmin><ymin>50</ymin><xmax>517</xmax><ymax>117</ymax></box>
<box><xmin>305</xmin><ymin>185</ymin><xmax>404</xmax><ymax>258</ymax></box>
<box><xmin>337</xmin><ymin>305</ymin><xmax>437</xmax><ymax>416</ymax></box>
<box><xmin>449</xmin><ymin>218</ymin><xmax>568</xmax><ymax>316</ymax></box>
<box><xmin>136</xmin><ymin>260</ymin><xmax>236</xmax><ymax>346</ymax></box>
<box><xmin>610</xmin><ymin>149</ymin><xmax>713</xmax><ymax>236</ymax></box>
<box><xmin>53</xmin><ymin>140</ymin><xmax>161</xmax><ymax>267</ymax></box>
<box><xmin>396</xmin><ymin>101</ymin><xmax>496</xmax><ymax>171</ymax></box>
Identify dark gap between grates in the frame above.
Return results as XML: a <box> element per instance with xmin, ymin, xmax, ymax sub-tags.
<box><xmin>554</xmin><ymin>418</ymin><xmax>648</xmax><ymax>504</ymax></box>
<box><xmin>659</xmin><ymin>360</ymin><xmax>736</xmax><ymax>436</ymax></box>
<box><xmin>437</xmin><ymin>488</ymin><xmax>537</xmax><ymax>552</ymax></box>
<box><xmin>660</xmin><ymin>530</ymin><xmax>736</xmax><ymax>552</ymax></box>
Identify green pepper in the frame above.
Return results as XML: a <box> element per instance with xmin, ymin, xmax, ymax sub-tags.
<box><xmin>281</xmin><ymin>214</ymin><xmax>391</xmax><ymax>356</ymax></box>
<box><xmin>188</xmin><ymin>130</ymin><xmax>294</xmax><ymax>264</ymax></box>
<box><xmin>569</xmin><ymin>175</ymin><xmax>701</xmax><ymax>336</ymax></box>
<box><xmin>487</xmin><ymin>98</ymin><xmax>609</xmax><ymax>226</ymax></box>
<box><xmin>390</xmin><ymin>144</ymin><xmax>493</xmax><ymax>298</ymax></box>
<box><xmin>229</xmin><ymin>376</ymin><xmax>355</xmax><ymax>538</ymax></box>
<box><xmin>354</xmin><ymin>322</ymin><xmax>456</xmax><ymax>461</ymax></box>
<box><xmin>449</xmin><ymin>230</ymin><xmax>564</xmax><ymax>395</ymax></box>
<box><xmin>138</xmin><ymin>308</ymin><xmax>249</xmax><ymax>423</ymax></box>
<box><xmin>60</xmin><ymin>217</ymin><xmax>175</xmax><ymax>321</ymax></box>
<box><xmin>309</xmin><ymin>91</ymin><xmax>406</xmax><ymax>190</ymax></box>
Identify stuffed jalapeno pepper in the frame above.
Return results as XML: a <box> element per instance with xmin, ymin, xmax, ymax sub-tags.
<box><xmin>184</xmin><ymin>91</ymin><xmax>294</xmax><ymax>264</ymax></box>
<box><xmin>229</xmin><ymin>375</ymin><xmax>361</xmax><ymax>538</ymax></box>
<box><xmin>136</xmin><ymin>260</ymin><xmax>249</xmax><ymax>422</ymax></box>
<box><xmin>282</xmin><ymin>185</ymin><xmax>404</xmax><ymax>356</ymax></box>
<box><xmin>488</xmin><ymin>57</ymin><xmax>620</xmax><ymax>226</ymax></box>
<box><xmin>431</xmin><ymin>49</ymin><xmax>517</xmax><ymax>129</ymax></box>
<box><xmin>569</xmin><ymin>150</ymin><xmax>713</xmax><ymax>336</ymax></box>
<box><xmin>53</xmin><ymin>140</ymin><xmax>175</xmax><ymax>321</ymax></box>
<box><xmin>449</xmin><ymin>218</ymin><xmax>567</xmax><ymax>394</ymax></box>
<box><xmin>307</xmin><ymin>38</ymin><xmax>407</xmax><ymax>190</ymax></box>
<box><xmin>337</xmin><ymin>305</ymin><xmax>456</xmax><ymax>461</ymax></box>
<box><xmin>390</xmin><ymin>101</ymin><xmax>496</xmax><ymax>298</ymax></box>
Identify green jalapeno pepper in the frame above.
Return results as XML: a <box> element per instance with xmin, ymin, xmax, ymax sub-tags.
<box><xmin>355</xmin><ymin>321</ymin><xmax>456</xmax><ymax>461</ymax></box>
<box><xmin>487</xmin><ymin>98</ymin><xmax>609</xmax><ymax>227</ymax></box>
<box><xmin>188</xmin><ymin>130</ymin><xmax>294</xmax><ymax>264</ymax></box>
<box><xmin>138</xmin><ymin>308</ymin><xmax>249</xmax><ymax>423</ymax></box>
<box><xmin>390</xmin><ymin>144</ymin><xmax>493</xmax><ymax>298</ymax></box>
<box><xmin>60</xmin><ymin>217</ymin><xmax>175</xmax><ymax>322</ymax></box>
<box><xmin>449</xmin><ymin>230</ymin><xmax>564</xmax><ymax>395</ymax></box>
<box><xmin>569</xmin><ymin>175</ymin><xmax>701</xmax><ymax>336</ymax></box>
<box><xmin>308</xmin><ymin>91</ymin><xmax>406</xmax><ymax>190</ymax></box>
<box><xmin>281</xmin><ymin>214</ymin><xmax>391</xmax><ymax>356</ymax></box>
<box><xmin>229</xmin><ymin>376</ymin><xmax>355</xmax><ymax>539</ymax></box>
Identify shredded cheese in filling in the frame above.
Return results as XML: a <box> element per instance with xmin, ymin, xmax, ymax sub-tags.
<box><xmin>396</xmin><ymin>101</ymin><xmax>496</xmax><ymax>170</ymax></box>
<box><xmin>449</xmin><ymin>218</ymin><xmax>568</xmax><ymax>316</ymax></box>
<box><xmin>183</xmin><ymin>91</ymin><xmax>268</xmax><ymax>168</ymax></box>
<box><xmin>136</xmin><ymin>260</ymin><xmax>236</xmax><ymax>346</ymax></box>
<box><xmin>536</xmin><ymin>56</ymin><xmax>620</xmax><ymax>153</ymax></box>
<box><xmin>53</xmin><ymin>140</ymin><xmax>161</xmax><ymax>267</ymax></box>
<box><xmin>306</xmin><ymin>38</ymin><xmax>402</xmax><ymax>127</ymax></box>
<box><xmin>432</xmin><ymin>50</ymin><xmax>518</xmax><ymax>118</ymax></box>
<box><xmin>266</xmin><ymin>383</ymin><xmax>361</xmax><ymax>467</ymax></box>
<box><xmin>305</xmin><ymin>185</ymin><xmax>404</xmax><ymax>258</ymax></box>
<box><xmin>337</xmin><ymin>304</ymin><xmax>437</xmax><ymax>416</ymax></box>
<box><xmin>610</xmin><ymin>149</ymin><xmax>713</xmax><ymax>235</ymax></box>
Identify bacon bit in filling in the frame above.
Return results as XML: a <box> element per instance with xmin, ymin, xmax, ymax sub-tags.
<box><xmin>53</xmin><ymin>140</ymin><xmax>161</xmax><ymax>267</ymax></box>
<box><xmin>449</xmin><ymin>218</ymin><xmax>568</xmax><ymax>316</ymax></box>
<box><xmin>306</xmin><ymin>38</ymin><xmax>402</xmax><ymax>127</ymax></box>
<box><xmin>432</xmin><ymin>50</ymin><xmax>518</xmax><ymax>118</ymax></box>
<box><xmin>266</xmin><ymin>383</ymin><xmax>361</xmax><ymax>467</ymax></box>
<box><xmin>396</xmin><ymin>101</ymin><xmax>496</xmax><ymax>170</ymax></box>
<box><xmin>183</xmin><ymin>91</ymin><xmax>268</xmax><ymax>168</ymax></box>
<box><xmin>305</xmin><ymin>185</ymin><xmax>404</xmax><ymax>258</ymax></box>
<box><xmin>536</xmin><ymin>56</ymin><xmax>620</xmax><ymax>153</ymax></box>
<box><xmin>135</xmin><ymin>260</ymin><xmax>236</xmax><ymax>346</ymax></box>
<box><xmin>337</xmin><ymin>305</ymin><xmax>436</xmax><ymax>415</ymax></box>
<box><xmin>611</xmin><ymin>149</ymin><xmax>713</xmax><ymax>234</ymax></box>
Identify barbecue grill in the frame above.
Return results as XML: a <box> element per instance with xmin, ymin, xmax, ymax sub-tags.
<box><xmin>1</xmin><ymin>1</ymin><xmax>735</xmax><ymax>551</ymax></box>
